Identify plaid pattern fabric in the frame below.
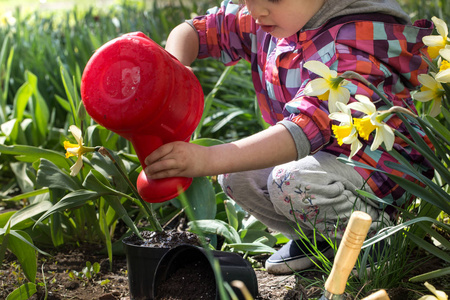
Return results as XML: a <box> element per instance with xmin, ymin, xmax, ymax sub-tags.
<box><xmin>192</xmin><ymin>0</ymin><xmax>434</xmax><ymax>206</ymax></box>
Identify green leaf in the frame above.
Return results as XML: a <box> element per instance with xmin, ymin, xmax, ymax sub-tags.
<box><xmin>240</xmin><ymin>229</ymin><xmax>277</xmax><ymax>247</ymax></box>
<box><xmin>224</xmin><ymin>200</ymin><xmax>239</xmax><ymax>231</ymax></box>
<box><xmin>226</xmin><ymin>242</ymin><xmax>276</xmax><ymax>254</ymax></box>
<box><xmin>362</xmin><ymin>217</ymin><xmax>450</xmax><ymax>248</ymax></box>
<box><xmin>404</xmin><ymin>230</ymin><xmax>450</xmax><ymax>263</ymax></box>
<box><xmin>55</xmin><ymin>95</ymin><xmax>71</xmax><ymax>112</ymax></box>
<box><xmin>189</xmin><ymin>219</ymin><xmax>241</xmax><ymax>244</ymax></box>
<box><xmin>11</xmin><ymin>162</ymin><xmax>34</xmax><ymax>194</ymax></box>
<box><xmin>83</xmin><ymin>170</ymin><xmax>131</xmax><ymax>200</ymax></box>
<box><xmin>409</xmin><ymin>266</ymin><xmax>450</xmax><ymax>282</ymax></box>
<box><xmin>9</xmin><ymin>201</ymin><xmax>53</xmax><ymax>229</ymax></box>
<box><xmin>36</xmin><ymin>159</ymin><xmax>81</xmax><ymax>191</ymax></box>
<box><xmin>13</xmin><ymin>82</ymin><xmax>32</xmax><ymax>121</ymax></box>
<box><xmin>0</xmin><ymin>211</ymin><xmax>16</xmax><ymax>228</ymax></box>
<box><xmin>102</xmin><ymin>194</ymin><xmax>141</xmax><ymax>242</ymax></box>
<box><xmin>6</xmin><ymin>230</ymin><xmax>37</xmax><ymax>282</ymax></box>
<box><xmin>0</xmin><ymin>144</ymin><xmax>69</xmax><ymax>169</ymax></box>
<box><xmin>59</xmin><ymin>58</ymin><xmax>78</xmax><ymax>126</ymax></box>
<box><xmin>4</xmin><ymin>188</ymin><xmax>49</xmax><ymax>202</ymax></box>
<box><xmin>387</xmin><ymin>174</ymin><xmax>450</xmax><ymax>214</ymax></box>
<box><xmin>181</xmin><ymin>177</ymin><xmax>217</xmax><ymax>221</ymax></box>
<box><xmin>35</xmin><ymin>190</ymin><xmax>105</xmax><ymax>224</ymax></box>
<box><xmin>242</xmin><ymin>215</ymin><xmax>267</xmax><ymax>231</ymax></box>
<box><xmin>26</xmin><ymin>71</ymin><xmax>50</xmax><ymax>140</ymax></box>
<box><xmin>5</xmin><ymin>283</ymin><xmax>37</xmax><ymax>300</ymax></box>
<box><xmin>0</xmin><ymin>222</ymin><xmax>11</xmax><ymax>264</ymax></box>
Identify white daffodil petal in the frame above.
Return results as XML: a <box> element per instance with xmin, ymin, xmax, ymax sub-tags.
<box><xmin>417</xmin><ymin>296</ymin><xmax>439</xmax><ymax>300</ymax></box>
<box><xmin>423</xmin><ymin>35</ymin><xmax>446</xmax><ymax>47</ymax></box>
<box><xmin>429</xmin><ymin>100</ymin><xmax>442</xmax><ymax>117</ymax></box>
<box><xmin>418</xmin><ymin>73</ymin><xmax>440</xmax><ymax>89</ymax></box>
<box><xmin>69</xmin><ymin>125</ymin><xmax>83</xmax><ymax>144</ymax></box>
<box><xmin>432</xmin><ymin>16</ymin><xmax>449</xmax><ymax>38</ymax></box>
<box><xmin>413</xmin><ymin>90</ymin><xmax>436</xmax><ymax>102</ymax></box>
<box><xmin>349</xmin><ymin>139</ymin><xmax>363</xmax><ymax>159</ymax></box>
<box><xmin>70</xmin><ymin>157</ymin><xmax>83</xmax><ymax>176</ymax></box>
<box><xmin>381</xmin><ymin>125</ymin><xmax>395</xmax><ymax>151</ymax></box>
<box><xmin>342</xmin><ymin>130</ymin><xmax>358</xmax><ymax>144</ymax></box>
<box><xmin>370</xmin><ymin>128</ymin><xmax>383</xmax><ymax>151</ymax></box>
<box><xmin>424</xmin><ymin>282</ymin><xmax>448</xmax><ymax>300</ymax></box>
<box><xmin>335</xmin><ymin>87</ymin><xmax>351</xmax><ymax>105</ymax></box>
<box><xmin>66</xmin><ymin>147</ymin><xmax>80</xmax><ymax>156</ymax></box>
<box><xmin>335</xmin><ymin>101</ymin><xmax>350</xmax><ymax>114</ymax></box>
<box><xmin>304</xmin><ymin>61</ymin><xmax>331</xmax><ymax>78</ymax></box>
<box><xmin>328</xmin><ymin>99</ymin><xmax>338</xmax><ymax>113</ymax></box>
<box><xmin>329</xmin><ymin>112</ymin><xmax>351</xmax><ymax>124</ymax></box>
<box><xmin>304</xmin><ymin>78</ymin><xmax>329</xmax><ymax>96</ymax></box>
<box><xmin>440</xmin><ymin>48</ymin><xmax>450</xmax><ymax>61</ymax></box>
<box><xmin>354</xmin><ymin>94</ymin><xmax>374</xmax><ymax>106</ymax></box>
<box><xmin>435</xmin><ymin>68</ymin><xmax>450</xmax><ymax>83</ymax></box>
<box><xmin>347</xmin><ymin>102</ymin><xmax>375</xmax><ymax>115</ymax></box>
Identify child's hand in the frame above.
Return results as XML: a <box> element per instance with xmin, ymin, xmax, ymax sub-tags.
<box><xmin>144</xmin><ymin>141</ymin><xmax>210</xmax><ymax>179</ymax></box>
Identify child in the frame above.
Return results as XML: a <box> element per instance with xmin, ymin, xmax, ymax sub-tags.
<box><xmin>144</xmin><ymin>0</ymin><xmax>433</xmax><ymax>274</ymax></box>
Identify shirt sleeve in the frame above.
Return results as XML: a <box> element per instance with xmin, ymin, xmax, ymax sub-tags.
<box><xmin>191</xmin><ymin>0</ymin><xmax>255</xmax><ymax>65</ymax></box>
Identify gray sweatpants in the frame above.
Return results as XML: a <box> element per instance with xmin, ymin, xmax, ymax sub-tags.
<box><xmin>218</xmin><ymin>151</ymin><xmax>390</xmax><ymax>240</ymax></box>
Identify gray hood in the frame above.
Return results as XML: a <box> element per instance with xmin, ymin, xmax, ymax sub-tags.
<box><xmin>304</xmin><ymin>0</ymin><xmax>411</xmax><ymax>29</ymax></box>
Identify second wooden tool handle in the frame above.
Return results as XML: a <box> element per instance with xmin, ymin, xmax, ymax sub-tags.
<box><xmin>324</xmin><ymin>211</ymin><xmax>372</xmax><ymax>295</ymax></box>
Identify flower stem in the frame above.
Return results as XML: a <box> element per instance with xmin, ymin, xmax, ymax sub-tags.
<box><xmin>98</xmin><ymin>147</ymin><xmax>163</xmax><ymax>232</ymax></box>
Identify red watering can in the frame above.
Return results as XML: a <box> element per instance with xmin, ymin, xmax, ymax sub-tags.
<box><xmin>81</xmin><ymin>32</ymin><xmax>204</xmax><ymax>203</ymax></box>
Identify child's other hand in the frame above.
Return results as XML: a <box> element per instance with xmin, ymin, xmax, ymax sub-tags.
<box><xmin>144</xmin><ymin>141</ymin><xmax>209</xmax><ymax>179</ymax></box>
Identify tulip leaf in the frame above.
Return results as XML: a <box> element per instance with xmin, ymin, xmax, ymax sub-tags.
<box><xmin>35</xmin><ymin>190</ymin><xmax>105</xmax><ymax>224</ymax></box>
<box><xmin>4</xmin><ymin>230</ymin><xmax>37</xmax><ymax>283</ymax></box>
<box><xmin>226</xmin><ymin>242</ymin><xmax>276</xmax><ymax>254</ymax></box>
<box><xmin>173</xmin><ymin>176</ymin><xmax>217</xmax><ymax>221</ymax></box>
<box><xmin>189</xmin><ymin>219</ymin><xmax>241</xmax><ymax>244</ymax></box>
<box><xmin>36</xmin><ymin>159</ymin><xmax>81</xmax><ymax>191</ymax></box>
<box><xmin>0</xmin><ymin>144</ymin><xmax>69</xmax><ymax>169</ymax></box>
<box><xmin>5</xmin><ymin>282</ymin><xmax>37</xmax><ymax>300</ymax></box>
<box><xmin>9</xmin><ymin>201</ymin><xmax>53</xmax><ymax>229</ymax></box>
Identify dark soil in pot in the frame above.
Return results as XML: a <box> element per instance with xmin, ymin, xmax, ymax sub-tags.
<box><xmin>155</xmin><ymin>260</ymin><xmax>216</xmax><ymax>300</ymax></box>
<box><xmin>123</xmin><ymin>230</ymin><xmax>203</xmax><ymax>248</ymax></box>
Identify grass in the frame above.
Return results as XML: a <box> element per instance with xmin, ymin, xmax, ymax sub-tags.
<box><xmin>0</xmin><ymin>0</ymin><xmax>201</xmax><ymax>13</ymax></box>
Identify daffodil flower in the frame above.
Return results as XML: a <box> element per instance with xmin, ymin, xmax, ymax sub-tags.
<box><xmin>347</xmin><ymin>95</ymin><xmax>395</xmax><ymax>151</ymax></box>
<box><xmin>435</xmin><ymin>48</ymin><xmax>450</xmax><ymax>83</ymax></box>
<box><xmin>418</xmin><ymin>282</ymin><xmax>448</xmax><ymax>300</ymax></box>
<box><xmin>64</xmin><ymin>125</ymin><xmax>96</xmax><ymax>176</ymax></box>
<box><xmin>422</xmin><ymin>16</ymin><xmax>449</xmax><ymax>59</ymax></box>
<box><xmin>413</xmin><ymin>73</ymin><xmax>445</xmax><ymax>116</ymax></box>
<box><xmin>329</xmin><ymin>102</ymin><xmax>362</xmax><ymax>159</ymax></box>
<box><xmin>303</xmin><ymin>60</ymin><xmax>351</xmax><ymax>113</ymax></box>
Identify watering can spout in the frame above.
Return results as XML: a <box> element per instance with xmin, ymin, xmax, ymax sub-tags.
<box><xmin>81</xmin><ymin>32</ymin><xmax>204</xmax><ymax>203</ymax></box>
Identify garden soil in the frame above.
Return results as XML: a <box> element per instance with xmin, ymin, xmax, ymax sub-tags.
<box><xmin>0</xmin><ymin>231</ymin><xmax>447</xmax><ymax>300</ymax></box>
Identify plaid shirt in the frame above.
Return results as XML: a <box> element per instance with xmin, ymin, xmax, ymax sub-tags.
<box><xmin>192</xmin><ymin>0</ymin><xmax>434</xmax><ymax>206</ymax></box>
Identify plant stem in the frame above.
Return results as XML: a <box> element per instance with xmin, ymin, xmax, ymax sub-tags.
<box><xmin>98</xmin><ymin>147</ymin><xmax>163</xmax><ymax>232</ymax></box>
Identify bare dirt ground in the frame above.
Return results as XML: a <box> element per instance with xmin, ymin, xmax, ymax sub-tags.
<box><xmin>0</xmin><ymin>241</ymin><xmax>447</xmax><ymax>300</ymax></box>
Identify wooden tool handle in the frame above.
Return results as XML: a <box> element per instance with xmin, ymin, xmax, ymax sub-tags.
<box><xmin>362</xmin><ymin>289</ymin><xmax>390</xmax><ymax>300</ymax></box>
<box><xmin>324</xmin><ymin>211</ymin><xmax>372</xmax><ymax>295</ymax></box>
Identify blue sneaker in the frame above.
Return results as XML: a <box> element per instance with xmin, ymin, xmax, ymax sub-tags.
<box><xmin>265</xmin><ymin>240</ymin><xmax>334</xmax><ymax>274</ymax></box>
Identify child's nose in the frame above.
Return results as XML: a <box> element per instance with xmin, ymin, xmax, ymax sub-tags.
<box><xmin>247</xmin><ymin>2</ymin><xmax>269</xmax><ymax>20</ymax></box>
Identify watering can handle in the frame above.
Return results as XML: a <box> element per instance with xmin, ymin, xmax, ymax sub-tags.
<box><xmin>324</xmin><ymin>211</ymin><xmax>372</xmax><ymax>296</ymax></box>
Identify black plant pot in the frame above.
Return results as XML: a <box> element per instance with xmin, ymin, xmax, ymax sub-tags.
<box><xmin>153</xmin><ymin>244</ymin><xmax>258</xmax><ymax>300</ymax></box>
<box><xmin>123</xmin><ymin>237</ymin><xmax>169</xmax><ymax>300</ymax></box>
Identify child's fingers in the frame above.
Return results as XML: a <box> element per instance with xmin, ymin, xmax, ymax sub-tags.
<box><xmin>144</xmin><ymin>144</ymin><xmax>174</xmax><ymax>165</ymax></box>
<box><xmin>144</xmin><ymin>160</ymin><xmax>179</xmax><ymax>179</ymax></box>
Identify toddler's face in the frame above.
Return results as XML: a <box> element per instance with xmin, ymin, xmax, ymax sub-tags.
<box><xmin>244</xmin><ymin>0</ymin><xmax>326</xmax><ymax>38</ymax></box>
